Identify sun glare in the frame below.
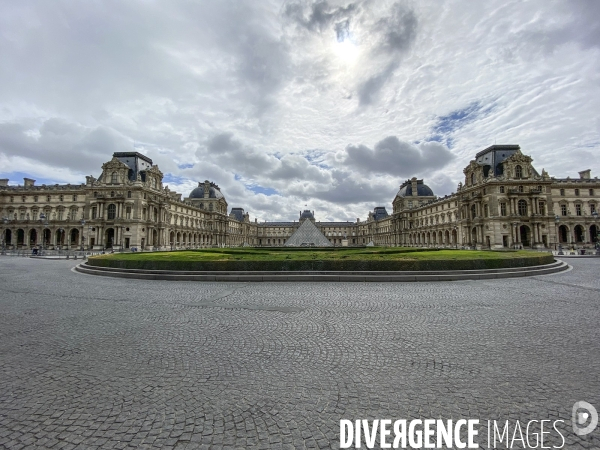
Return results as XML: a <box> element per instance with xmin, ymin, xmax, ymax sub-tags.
<box><xmin>335</xmin><ymin>39</ymin><xmax>360</xmax><ymax>65</ymax></box>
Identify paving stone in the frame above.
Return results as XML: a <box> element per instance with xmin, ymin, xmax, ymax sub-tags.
<box><xmin>0</xmin><ymin>257</ymin><xmax>599</xmax><ymax>449</ymax></box>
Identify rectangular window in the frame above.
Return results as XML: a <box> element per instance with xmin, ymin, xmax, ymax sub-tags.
<box><xmin>47</xmin><ymin>195</ymin><xmax>51</xmax><ymax>202</ymax></box>
<box><xmin>73</xmin><ymin>195</ymin><xmax>77</xmax><ymax>202</ymax></box>
<box><xmin>560</xmin><ymin>189</ymin><xmax>565</xmax><ymax>196</ymax></box>
<box><xmin>126</xmin><ymin>206</ymin><xmax>131</xmax><ymax>219</ymax></box>
<box><xmin>92</xmin><ymin>207</ymin><xmax>97</xmax><ymax>219</ymax></box>
<box><xmin>34</xmin><ymin>196</ymin><xmax>38</xmax><ymax>202</ymax></box>
<box><xmin>22</xmin><ymin>196</ymin><xmax>26</xmax><ymax>202</ymax></box>
<box><xmin>576</xmin><ymin>204</ymin><xmax>582</xmax><ymax>216</ymax></box>
<box><xmin>32</xmin><ymin>211</ymin><xmax>38</xmax><ymax>221</ymax></box>
<box><xmin>591</xmin><ymin>204</ymin><xmax>596</xmax><ymax>214</ymax></box>
<box><xmin>20</xmin><ymin>212</ymin><xmax>25</xmax><ymax>220</ymax></box>
<box><xmin>561</xmin><ymin>204</ymin><xmax>567</xmax><ymax>216</ymax></box>
<box><xmin>59</xmin><ymin>195</ymin><xmax>64</xmax><ymax>201</ymax></box>
<box><xmin>539</xmin><ymin>202</ymin><xmax>545</xmax><ymax>216</ymax></box>
<box><xmin>575</xmin><ymin>189</ymin><xmax>580</xmax><ymax>196</ymax></box>
<box><xmin>590</xmin><ymin>189</ymin><xmax>594</xmax><ymax>196</ymax></box>
<box><xmin>10</xmin><ymin>196</ymin><xmax>14</xmax><ymax>202</ymax></box>
<box><xmin>500</xmin><ymin>203</ymin><xmax>507</xmax><ymax>216</ymax></box>
<box><xmin>58</xmin><ymin>210</ymin><xmax>63</xmax><ymax>220</ymax></box>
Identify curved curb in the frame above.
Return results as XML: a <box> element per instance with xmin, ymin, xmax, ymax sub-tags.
<box><xmin>74</xmin><ymin>259</ymin><xmax>570</xmax><ymax>282</ymax></box>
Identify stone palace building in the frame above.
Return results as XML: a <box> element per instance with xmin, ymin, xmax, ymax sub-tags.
<box><xmin>0</xmin><ymin>145</ymin><xmax>598</xmax><ymax>251</ymax></box>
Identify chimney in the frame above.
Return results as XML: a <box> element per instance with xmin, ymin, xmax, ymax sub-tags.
<box><xmin>411</xmin><ymin>177</ymin><xmax>418</xmax><ymax>197</ymax></box>
<box><xmin>203</xmin><ymin>180</ymin><xmax>210</xmax><ymax>199</ymax></box>
<box><xmin>24</xmin><ymin>178</ymin><xmax>36</xmax><ymax>187</ymax></box>
<box><xmin>579</xmin><ymin>169</ymin><xmax>591</xmax><ymax>180</ymax></box>
<box><xmin>0</xmin><ymin>179</ymin><xmax>8</xmax><ymax>187</ymax></box>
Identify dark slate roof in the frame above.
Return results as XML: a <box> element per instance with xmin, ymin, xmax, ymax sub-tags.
<box><xmin>373</xmin><ymin>207</ymin><xmax>389</xmax><ymax>221</ymax></box>
<box><xmin>396</xmin><ymin>180</ymin><xmax>434</xmax><ymax>197</ymax></box>
<box><xmin>230</xmin><ymin>208</ymin><xmax>244</xmax><ymax>222</ymax></box>
<box><xmin>189</xmin><ymin>182</ymin><xmax>224</xmax><ymax>199</ymax></box>
<box><xmin>258</xmin><ymin>222</ymin><xmax>296</xmax><ymax>227</ymax></box>
<box><xmin>317</xmin><ymin>222</ymin><xmax>356</xmax><ymax>226</ymax></box>
<box><xmin>285</xmin><ymin>219</ymin><xmax>332</xmax><ymax>247</ymax></box>
<box><xmin>299</xmin><ymin>210</ymin><xmax>315</xmax><ymax>220</ymax></box>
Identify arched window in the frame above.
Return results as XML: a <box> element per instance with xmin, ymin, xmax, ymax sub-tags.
<box><xmin>518</xmin><ymin>200</ymin><xmax>527</xmax><ymax>216</ymax></box>
<box><xmin>515</xmin><ymin>165</ymin><xmax>522</xmax><ymax>179</ymax></box>
<box><xmin>471</xmin><ymin>173</ymin><xmax>476</xmax><ymax>186</ymax></box>
<box><xmin>107</xmin><ymin>204</ymin><xmax>116</xmax><ymax>220</ymax></box>
<box><xmin>111</xmin><ymin>172</ymin><xmax>118</xmax><ymax>184</ymax></box>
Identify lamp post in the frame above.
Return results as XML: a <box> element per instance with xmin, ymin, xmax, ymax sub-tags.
<box><xmin>555</xmin><ymin>215</ymin><xmax>563</xmax><ymax>255</ymax></box>
<box><xmin>593</xmin><ymin>210</ymin><xmax>599</xmax><ymax>255</ymax></box>
<box><xmin>57</xmin><ymin>227</ymin><xmax>64</xmax><ymax>253</ymax></box>
<box><xmin>513</xmin><ymin>221</ymin><xmax>519</xmax><ymax>250</ymax></box>
<box><xmin>80</xmin><ymin>219</ymin><xmax>86</xmax><ymax>251</ymax></box>
<box><xmin>39</xmin><ymin>213</ymin><xmax>49</xmax><ymax>255</ymax></box>
<box><xmin>1</xmin><ymin>217</ymin><xmax>8</xmax><ymax>254</ymax></box>
<box><xmin>453</xmin><ymin>225</ymin><xmax>458</xmax><ymax>250</ymax></box>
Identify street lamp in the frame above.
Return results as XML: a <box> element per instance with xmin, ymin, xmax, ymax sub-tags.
<box><xmin>453</xmin><ymin>225</ymin><xmax>458</xmax><ymax>250</ymax></box>
<box><xmin>57</xmin><ymin>227</ymin><xmax>64</xmax><ymax>253</ymax></box>
<box><xmin>1</xmin><ymin>217</ymin><xmax>8</xmax><ymax>254</ymax></box>
<box><xmin>592</xmin><ymin>210</ymin><xmax>599</xmax><ymax>255</ymax></box>
<box><xmin>513</xmin><ymin>221</ymin><xmax>519</xmax><ymax>250</ymax></box>
<box><xmin>554</xmin><ymin>215</ymin><xmax>563</xmax><ymax>255</ymax></box>
<box><xmin>80</xmin><ymin>219</ymin><xmax>86</xmax><ymax>251</ymax></box>
<box><xmin>39</xmin><ymin>213</ymin><xmax>49</xmax><ymax>255</ymax></box>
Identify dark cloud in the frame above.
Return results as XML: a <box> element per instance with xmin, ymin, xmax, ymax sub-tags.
<box><xmin>342</xmin><ymin>136</ymin><xmax>455</xmax><ymax>177</ymax></box>
<box><xmin>357</xmin><ymin>62</ymin><xmax>396</xmax><ymax>106</ymax></box>
<box><xmin>294</xmin><ymin>169</ymin><xmax>391</xmax><ymax>204</ymax></box>
<box><xmin>284</xmin><ymin>1</ymin><xmax>356</xmax><ymax>32</ymax></box>
<box><xmin>0</xmin><ymin>1</ymin><xmax>290</xmax><ymax>116</ymax></box>
<box><xmin>0</xmin><ymin>118</ymin><xmax>130</xmax><ymax>174</ymax></box>
<box><xmin>357</xmin><ymin>3</ymin><xmax>418</xmax><ymax>105</ymax></box>
<box><xmin>511</xmin><ymin>0</ymin><xmax>600</xmax><ymax>55</ymax></box>
<box><xmin>376</xmin><ymin>3</ymin><xmax>418</xmax><ymax>55</ymax></box>
<box><xmin>202</xmin><ymin>133</ymin><xmax>331</xmax><ymax>184</ymax></box>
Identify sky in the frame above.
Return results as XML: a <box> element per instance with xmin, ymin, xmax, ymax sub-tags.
<box><xmin>1</xmin><ymin>0</ymin><xmax>599</xmax><ymax>222</ymax></box>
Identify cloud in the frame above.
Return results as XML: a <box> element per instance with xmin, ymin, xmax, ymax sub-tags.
<box><xmin>0</xmin><ymin>118</ymin><xmax>131</xmax><ymax>174</ymax></box>
<box><xmin>1</xmin><ymin>0</ymin><xmax>600</xmax><ymax>221</ymax></box>
<box><xmin>284</xmin><ymin>1</ymin><xmax>357</xmax><ymax>32</ymax></box>
<box><xmin>356</xmin><ymin>2</ymin><xmax>418</xmax><ymax>105</ymax></box>
<box><xmin>375</xmin><ymin>2</ymin><xmax>418</xmax><ymax>55</ymax></box>
<box><xmin>341</xmin><ymin>136</ymin><xmax>455</xmax><ymax>177</ymax></box>
<box><xmin>201</xmin><ymin>132</ymin><xmax>332</xmax><ymax>185</ymax></box>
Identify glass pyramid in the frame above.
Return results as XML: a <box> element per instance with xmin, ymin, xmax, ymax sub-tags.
<box><xmin>284</xmin><ymin>219</ymin><xmax>333</xmax><ymax>247</ymax></box>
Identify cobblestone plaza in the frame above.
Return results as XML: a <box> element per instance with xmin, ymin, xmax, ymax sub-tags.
<box><xmin>1</xmin><ymin>258</ymin><xmax>599</xmax><ymax>449</ymax></box>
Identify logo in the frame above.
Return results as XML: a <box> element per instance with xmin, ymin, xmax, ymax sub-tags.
<box><xmin>572</xmin><ymin>401</ymin><xmax>598</xmax><ymax>436</ymax></box>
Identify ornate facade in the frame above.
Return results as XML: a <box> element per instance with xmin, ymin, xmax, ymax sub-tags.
<box><xmin>1</xmin><ymin>145</ymin><xmax>598</xmax><ymax>251</ymax></box>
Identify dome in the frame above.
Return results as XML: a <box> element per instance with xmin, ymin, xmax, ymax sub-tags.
<box><xmin>189</xmin><ymin>182</ymin><xmax>224</xmax><ymax>199</ymax></box>
<box><xmin>396</xmin><ymin>180</ymin><xmax>434</xmax><ymax>197</ymax></box>
<box><xmin>299</xmin><ymin>210</ymin><xmax>315</xmax><ymax>220</ymax></box>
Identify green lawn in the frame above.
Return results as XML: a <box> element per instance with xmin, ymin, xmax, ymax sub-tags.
<box><xmin>89</xmin><ymin>247</ymin><xmax>553</xmax><ymax>271</ymax></box>
<box><xmin>92</xmin><ymin>247</ymin><xmax>543</xmax><ymax>262</ymax></box>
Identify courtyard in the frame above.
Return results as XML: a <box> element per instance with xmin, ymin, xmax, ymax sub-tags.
<box><xmin>0</xmin><ymin>257</ymin><xmax>599</xmax><ymax>449</ymax></box>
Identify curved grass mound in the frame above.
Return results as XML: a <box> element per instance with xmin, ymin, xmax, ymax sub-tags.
<box><xmin>88</xmin><ymin>248</ymin><xmax>554</xmax><ymax>272</ymax></box>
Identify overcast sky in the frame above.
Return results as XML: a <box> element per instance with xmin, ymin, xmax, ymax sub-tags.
<box><xmin>1</xmin><ymin>0</ymin><xmax>599</xmax><ymax>221</ymax></box>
